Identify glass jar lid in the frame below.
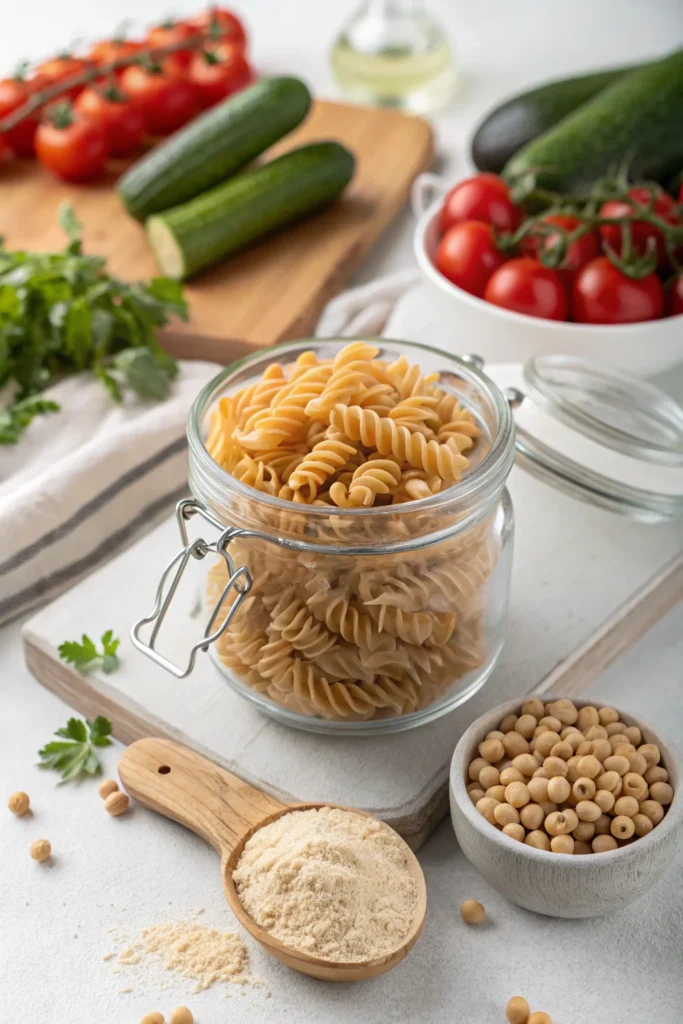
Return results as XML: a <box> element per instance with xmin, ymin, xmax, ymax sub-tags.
<box><xmin>487</xmin><ymin>354</ymin><xmax>683</xmax><ymax>523</ymax></box>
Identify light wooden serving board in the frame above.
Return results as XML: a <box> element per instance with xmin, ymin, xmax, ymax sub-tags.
<box><xmin>0</xmin><ymin>100</ymin><xmax>433</xmax><ymax>364</ymax></box>
<box><xmin>23</xmin><ymin>467</ymin><xmax>683</xmax><ymax>850</ymax></box>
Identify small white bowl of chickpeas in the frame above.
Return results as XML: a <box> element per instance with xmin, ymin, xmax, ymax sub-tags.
<box><xmin>449</xmin><ymin>695</ymin><xmax>680</xmax><ymax>918</ymax></box>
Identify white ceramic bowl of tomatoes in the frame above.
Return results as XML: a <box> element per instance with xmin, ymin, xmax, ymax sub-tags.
<box><xmin>412</xmin><ymin>172</ymin><xmax>683</xmax><ymax>376</ymax></box>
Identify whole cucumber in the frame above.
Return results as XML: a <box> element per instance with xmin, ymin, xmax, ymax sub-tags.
<box><xmin>118</xmin><ymin>77</ymin><xmax>312</xmax><ymax>221</ymax></box>
<box><xmin>471</xmin><ymin>63</ymin><xmax>642</xmax><ymax>174</ymax></box>
<box><xmin>147</xmin><ymin>141</ymin><xmax>356</xmax><ymax>280</ymax></box>
<box><xmin>504</xmin><ymin>50</ymin><xmax>683</xmax><ymax>194</ymax></box>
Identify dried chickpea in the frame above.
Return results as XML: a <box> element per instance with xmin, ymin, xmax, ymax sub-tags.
<box><xmin>533</xmin><ymin>725</ymin><xmax>550</xmax><ymax>739</ymax></box>
<box><xmin>104</xmin><ymin>791</ymin><xmax>130</xmax><ymax>816</ymax></box>
<box><xmin>549</xmin><ymin>741</ymin><xmax>573</xmax><ymax>761</ymax></box>
<box><xmin>503</xmin><ymin>823</ymin><xmax>526</xmax><ymax>842</ymax></box>
<box><xmin>589</xmin><ymin>739</ymin><xmax>612</xmax><ymax>762</ymax></box>
<box><xmin>577</xmin><ymin>705</ymin><xmax>600</xmax><ymax>731</ymax></box>
<box><xmin>498</xmin><ymin>759</ymin><xmax>514</xmax><ymax>771</ymax></box>
<box><xmin>506</xmin><ymin>996</ymin><xmax>531</xmax><ymax>1024</ymax></box>
<box><xmin>572</xmin><ymin>777</ymin><xmax>596</xmax><ymax>801</ymax></box>
<box><xmin>576</xmin><ymin>755</ymin><xmax>601</xmax><ymax>779</ymax></box>
<box><xmin>469</xmin><ymin>788</ymin><xmax>486</xmax><ymax>804</ymax></box>
<box><xmin>626</xmin><ymin>751</ymin><xmax>648</xmax><ymax>776</ymax></box>
<box><xmin>499</xmin><ymin>767</ymin><xmax>525</xmax><ymax>786</ymax></box>
<box><xmin>574</xmin><ymin>840</ymin><xmax>592</xmax><ymax>854</ymax></box>
<box><xmin>98</xmin><ymin>779</ymin><xmax>118</xmax><ymax>800</ymax></box>
<box><xmin>611</xmin><ymin>815</ymin><xmax>635</xmax><ymax>840</ymax></box>
<box><xmin>622</xmin><ymin>773</ymin><xmax>647</xmax><ymax>801</ymax></box>
<box><xmin>593</xmin><ymin>790</ymin><xmax>615</xmax><ymax>813</ymax></box>
<box><xmin>607</xmin><ymin>734</ymin><xmax>628</xmax><ymax>748</ymax></box>
<box><xmin>8</xmin><ymin>791</ymin><xmax>30</xmax><ymax>816</ymax></box>
<box><xmin>141</xmin><ymin>1015</ymin><xmax>165</xmax><ymax>1024</ymax></box>
<box><xmin>467</xmin><ymin>780</ymin><xmax>482</xmax><ymax>792</ymax></box>
<box><xmin>613</xmin><ymin>742</ymin><xmax>637</xmax><ymax>758</ymax></box>
<box><xmin>595</xmin><ymin>770</ymin><xmax>621</xmax><ymax>794</ymax></box>
<box><xmin>479</xmin><ymin>765</ymin><xmax>500</xmax><ymax>790</ymax></box>
<box><xmin>520</xmin><ymin>803</ymin><xmax>544</xmax><ymax>830</ymax></box>
<box><xmin>504</xmin><ymin>732</ymin><xmax>531</xmax><ymax>759</ymax></box>
<box><xmin>594</xmin><ymin>814</ymin><xmax>612</xmax><ymax>835</ymax></box>
<box><xmin>534</xmin><ymin>731</ymin><xmax>561</xmax><ymax>758</ymax></box>
<box><xmin>538</xmin><ymin>716</ymin><xmax>562</xmax><ymax>732</ymax></box>
<box><xmin>566</xmin><ymin>756</ymin><xmax>583</xmax><ymax>783</ymax></box>
<box><xmin>584</xmin><ymin>724</ymin><xmax>608</xmax><ymax>741</ymax></box>
<box><xmin>633</xmin><ymin>813</ymin><xmax>654</xmax><ymax>837</ymax></box>
<box><xmin>485</xmin><ymin>785</ymin><xmax>506</xmax><ymax>803</ymax></box>
<box><xmin>528</xmin><ymin>777</ymin><xmax>549</xmax><ymax>803</ymax></box>
<box><xmin>528</xmin><ymin>1013</ymin><xmax>552</xmax><ymax>1024</ymax></box>
<box><xmin>574</xmin><ymin>740</ymin><xmax>592</xmax><ymax>757</ymax></box>
<box><xmin>605</xmin><ymin>721</ymin><xmax>626</xmax><ymax>735</ymax></box>
<box><xmin>650</xmin><ymin>782</ymin><xmax>674</xmax><ymax>805</ymax></box>
<box><xmin>532</xmin><ymin>767</ymin><xmax>550</xmax><ymax>780</ymax></box>
<box><xmin>476</xmin><ymin>797</ymin><xmax>500</xmax><ymax>824</ymax></box>
<box><xmin>551</xmin><ymin>834</ymin><xmax>574</xmax><ymax>854</ymax></box>
<box><xmin>603</xmin><ymin>755</ymin><xmax>630</xmax><ymax>777</ymax></box>
<box><xmin>468</xmin><ymin>757</ymin><xmax>490</xmax><ymax>782</ymax></box>
<box><xmin>537</xmin><ymin>800</ymin><xmax>558</xmax><ymax>817</ymax></box>
<box><xmin>565</xmin><ymin>731</ymin><xmax>586</xmax><ymax>752</ymax></box>
<box><xmin>533</xmin><ymin>750</ymin><xmax>545</xmax><ymax>765</ymax></box>
<box><xmin>576</xmin><ymin>800</ymin><xmax>601</xmax><ymax>822</ymax></box>
<box><xmin>511</xmin><ymin>753</ymin><xmax>538</xmax><ymax>777</ymax></box>
<box><xmin>546</xmin><ymin>699</ymin><xmax>578</xmax><ymax>725</ymax></box>
<box><xmin>623</xmin><ymin>725</ymin><xmax>642</xmax><ymax>746</ymax></box>
<box><xmin>505</xmin><ymin>782</ymin><xmax>531</xmax><ymax>809</ymax></box>
<box><xmin>479</xmin><ymin>738</ymin><xmax>505</xmax><ymax>763</ymax></box>
<box><xmin>598</xmin><ymin>706</ymin><xmax>619</xmax><ymax>725</ymax></box>
<box><xmin>543</xmin><ymin>756</ymin><xmax>568</xmax><ymax>779</ymax></box>
<box><xmin>515</xmin><ymin>714</ymin><xmax>538</xmax><ymax>740</ymax></box>
<box><xmin>460</xmin><ymin>899</ymin><xmax>486</xmax><ymax>924</ymax></box>
<box><xmin>499</xmin><ymin>713</ymin><xmax>518</xmax><ymax>733</ymax></box>
<box><xmin>545</xmin><ymin>811</ymin><xmax>573</xmax><ymax>836</ymax></box>
<box><xmin>561</xmin><ymin>808</ymin><xmax>578</xmax><ymax>831</ymax></box>
<box><xmin>525</xmin><ymin>830</ymin><xmax>550</xmax><ymax>851</ymax></box>
<box><xmin>572</xmin><ymin>820</ymin><xmax>595</xmax><ymax>841</ymax></box>
<box><xmin>521</xmin><ymin>697</ymin><xmax>545</xmax><ymax>719</ymax></box>
<box><xmin>486</xmin><ymin>730</ymin><xmax>505</xmax><ymax>741</ymax></box>
<box><xmin>639</xmin><ymin>800</ymin><xmax>665</xmax><ymax>825</ymax></box>
<box><xmin>637</xmin><ymin>743</ymin><xmax>660</xmax><ymax>768</ymax></box>
<box><xmin>592</xmin><ymin>834</ymin><xmax>618</xmax><ymax>853</ymax></box>
<box><xmin>644</xmin><ymin>765</ymin><xmax>668</xmax><ymax>785</ymax></box>
<box><xmin>546</xmin><ymin>776</ymin><xmax>570</xmax><ymax>803</ymax></box>
<box><xmin>494</xmin><ymin>802</ymin><xmax>520</xmax><ymax>827</ymax></box>
<box><xmin>170</xmin><ymin>1010</ymin><xmax>193</xmax><ymax>1024</ymax></box>
<box><xmin>30</xmin><ymin>838</ymin><xmax>51</xmax><ymax>862</ymax></box>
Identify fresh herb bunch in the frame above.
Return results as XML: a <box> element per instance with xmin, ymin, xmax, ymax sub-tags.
<box><xmin>37</xmin><ymin>715</ymin><xmax>113</xmax><ymax>782</ymax></box>
<box><xmin>58</xmin><ymin>629</ymin><xmax>121</xmax><ymax>674</ymax></box>
<box><xmin>0</xmin><ymin>203</ymin><xmax>188</xmax><ymax>443</ymax></box>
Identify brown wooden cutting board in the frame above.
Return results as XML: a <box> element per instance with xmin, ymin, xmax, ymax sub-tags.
<box><xmin>0</xmin><ymin>99</ymin><xmax>433</xmax><ymax>363</ymax></box>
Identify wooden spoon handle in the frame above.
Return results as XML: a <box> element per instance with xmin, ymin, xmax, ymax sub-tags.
<box><xmin>118</xmin><ymin>737</ymin><xmax>289</xmax><ymax>856</ymax></box>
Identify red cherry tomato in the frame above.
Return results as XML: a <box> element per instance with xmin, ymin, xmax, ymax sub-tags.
<box><xmin>146</xmin><ymin>20</ymin><xmax>198</xmax><ymax>67</ymax></box>
<box><xmin>87</xmin><ymin>38</ymin><xmax>144</xmax><ymax>76</ymax></box>
<box><xmin>0</xmin><ymin>75</ymin><xmax>44</xmax><ymax>156</ymax></box>
<box><xmin>36</xmin><ymin>54</ymin><xmax>92</xmax><ymax>99</ymax></box>
<box><xmin>189</xmin><ymin>7</ymin><xmax>248</xmax><ymax>49</ymax></box>
<box><xmin>439</xmin><ymin>173</ymin><xmax>521</xmax><ymax>235</ymax></box>
<box><xmin>35</xmin><ymin>102</ymin><xmax>107</xmax><ymax>181</ymax></box>
<box><xmin>520</xmin><ymin>214</ymin><xmax>600</xmax><ymax>285</ymax></box>
<box><xmin>572</xmin><ymin>257</ymin><xmax>664</xmax><ymax>324</ymax></box>
<box><xmin>435</xmin><ymin>221</ymin><xmax>506</xmax><ymax>298</ymax></box>
<box><xmin>75</xmin><ymin>83</ymin><xmax>146</xmax><ymax>157</ymax></box>
<box><xmin>187</xmin><ymin>43</ymin><xmax>254</xmax><ymax>108</ymax></box>
<box><xmin>599</xmin><ymin>187</ymin><xmax>679</xmax><ymax>266</ymax></box>
<box><xmin>120</xmin><ymin>63</ymin><xmax>197</xmax><ymax>135</ymax></box>
<box><xmin>0</xmin><ymin>132</ymin><xmax>11</xmax><ymax>161</ymax></box>
<box><xmin>666</xmin><ymin>275</ymin><xmax>683</xmax><ymax>317</ymax></box>
<box><xmin>484</xmin><ymin>258</ymin><xmax>568</xmax><ymax>320</ymax></box>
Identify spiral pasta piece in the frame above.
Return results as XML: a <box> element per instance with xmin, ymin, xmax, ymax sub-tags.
<box><xmin>288</xmin><ymin>436</ymin><xmax>357</xmax><ymax>496</ymax></box>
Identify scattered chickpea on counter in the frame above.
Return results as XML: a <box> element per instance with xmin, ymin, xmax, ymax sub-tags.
<box><xmin>104</xmin><ymin>791</ymin><xmax>130</xmax><ymax>816</ymax></box>
<box><xmin>170</xmin><ymin>1008</ymin><xmax>193</xmax><ymax>1024</ymax></box>
<box><xmin>459</xmin><ymin>899</ymin><xmax>486</xmax><ymax>924</ymax></box>
<box><xmin>29</xmin><ymin>838</ymin><xmax>51</xmax><ymax>862</ymax></box>
<box><xmin>140</xmin><ymin>1014</ymin><xmax>164</xmax><ymax>1024</ymax></box>
<box><xmin>8</xmin><ymin>791</ymin><xmax>30</xmax><ymax>815</ymax></box>
<box><xmin>467</xmin><ymin>699</ymin><xmax>673</xmax><ymax>854</ymax></box>
<box><xmin>98</xmin><ymin>778</ymin><xmax>119</xmax><ymax>800</ymax></box>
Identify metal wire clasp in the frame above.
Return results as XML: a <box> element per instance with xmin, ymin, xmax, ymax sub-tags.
<box><xmin>130</xmin><ymin>498</ymin><xmax>252</xmax><ymax>678</ymax></box>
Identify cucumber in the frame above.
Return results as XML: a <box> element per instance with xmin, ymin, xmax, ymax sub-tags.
<box><xmin>147</xmin><ymin>141</ymin><xmax>356</xmax><ymax>280</ymax></box>
<box><xmin>118</xmin><ymin>77</ymin><xmax>312</xmax><ymax>221</ymax></box>
<box><xmin>471</xmin><ymin>63</ymin><xmax>642</xmax><ymax>174</ymax></box>
<box><xmin>504</xmin><ymin>49</ymin><xmax>683</xmax><ymax>194</ymax></box>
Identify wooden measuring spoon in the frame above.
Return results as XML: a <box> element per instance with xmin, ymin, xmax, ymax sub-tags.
<box><xmin>118</xmin><ymin>737</ymin><xmax>427</xmax><ymax>982</ymax></box>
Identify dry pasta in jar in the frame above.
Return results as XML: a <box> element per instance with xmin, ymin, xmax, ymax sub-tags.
<box><xmin>197</xmin><ymin>340</ymin><xmax>515</xmax><ymax>728</ymax></box>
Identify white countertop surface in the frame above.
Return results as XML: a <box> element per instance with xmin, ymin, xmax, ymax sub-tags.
<box><xmin>2</xmin><ymin>1</ymin><xmax>683</xmax><ymax>1021</ymax></box>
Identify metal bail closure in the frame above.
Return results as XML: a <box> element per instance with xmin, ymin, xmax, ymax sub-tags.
<box><xmin>131</xmin><ymin>498</ymin><xmax>252</xmax><ymax>679</ymax></box>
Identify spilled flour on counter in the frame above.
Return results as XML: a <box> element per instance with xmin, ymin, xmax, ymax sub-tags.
<box><xmin>233</xmin><ymin>806</ymin><xmax>418</xmax><ymax>962</ymax></box>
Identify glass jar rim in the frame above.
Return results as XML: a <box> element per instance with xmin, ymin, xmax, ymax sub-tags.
<box><xmin>187</xmin><ymin>338</ymin><xmax>516</xmax><ymax>545</ymax></box>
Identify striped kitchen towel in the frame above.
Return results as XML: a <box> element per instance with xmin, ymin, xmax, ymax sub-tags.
<box><xmin>0</xmin><ymin>361</ymin><xmax>220</xmax><ymax>625</ymax></box>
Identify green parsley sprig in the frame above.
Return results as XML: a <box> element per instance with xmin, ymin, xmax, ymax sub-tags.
<box><xmin>0</xmin><ymin>203</ymin><xmax>188</xmax><ymax>443</ymax></box>
<box><xmin>37</xmin><ymin>715</ymin><xmax>113</xmax><ymax>782</ymax></box>
<box><xmin>58</xmin><ymin>629</ymin><xmax>121</xmax><ymax>674</ymax></box>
